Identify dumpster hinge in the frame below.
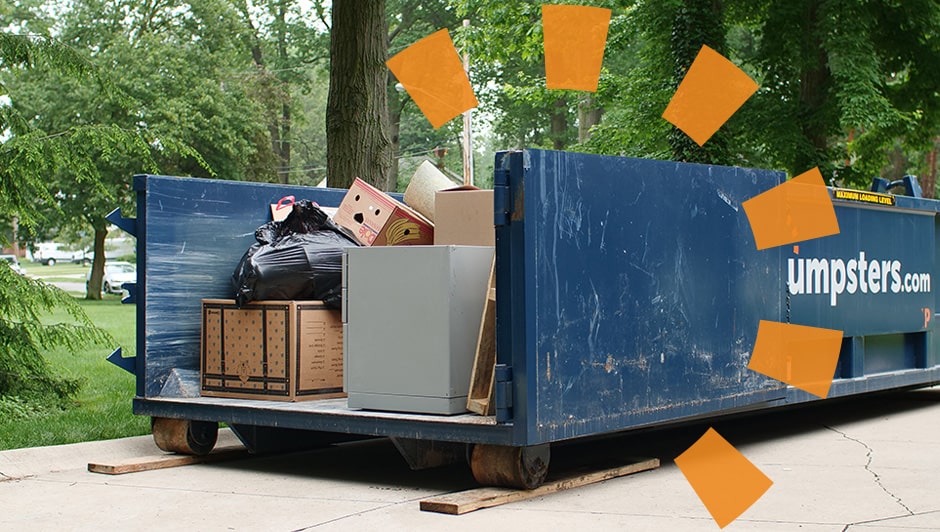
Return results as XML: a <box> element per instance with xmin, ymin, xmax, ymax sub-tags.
<box><xmin>494</xmin><ymin>364</ymin><xmax>513</xmax><ymax>422</ymax></box>
<box><xmin>494</xmin><ymin>166</ymin><xmax>511</xmax><ymax>227</ymax></box>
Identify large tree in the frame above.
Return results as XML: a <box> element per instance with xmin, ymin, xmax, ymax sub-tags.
<box><xmin>326</xmin><ymin>0</ymin><xmax>392</xmax><ymax>190</ymax></box>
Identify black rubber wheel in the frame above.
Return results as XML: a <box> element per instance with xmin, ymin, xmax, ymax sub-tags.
<box><xmin>151</xmin><ymin>417</ymin><xmax>218</xmax><ymax>456</ymax></box>
<box><xmin>46</xmin><ymin>258</ymin><xmax>56</xmax><ymax>266</ymax></box>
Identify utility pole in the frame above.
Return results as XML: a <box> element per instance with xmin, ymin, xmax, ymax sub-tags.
<box><xmin>462</xmin><ymin>19</ymin><xmax>474</xmax><ymax>186</ymax></box>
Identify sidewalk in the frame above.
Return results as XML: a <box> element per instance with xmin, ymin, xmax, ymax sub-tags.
<box><xmin>2</xmin><ymin>388</ymin><xmax>939</xmax><ymax>531</ymax></box>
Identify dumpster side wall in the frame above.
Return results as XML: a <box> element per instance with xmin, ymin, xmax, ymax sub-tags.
<box><xmin>497</xmin><ymin>150</ymin><xmax>788</xmax><ymax>444</ymax></box>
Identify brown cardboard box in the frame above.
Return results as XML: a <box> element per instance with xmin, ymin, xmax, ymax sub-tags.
<box><xmin>200</xmin><ymin>299</ymin><xmax>345</xmax><ymax>401</ymax></box>
<box><xmin>433</xmin><ymin>187</ymin><xmax>495</xmax><ymax>246</ymax></box>
<box><xmin>333</xmin><ymin>178</ymin><xmax>433</xmax><ymax>246</ymax></box>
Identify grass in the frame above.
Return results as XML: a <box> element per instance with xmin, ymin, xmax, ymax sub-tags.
<box><xmin>0</xmin><ymin>296</ymin><xmax>150</xmax><ymax>451</ymax></box>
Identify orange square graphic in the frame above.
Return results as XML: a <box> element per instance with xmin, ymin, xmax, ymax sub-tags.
<box><xmin>386</xmin><ymin>29</ymin><xmax>478</xmax><ymax>129</ymax></box>
<box><xmin>748</xmin><ymin>320</ymin><xmax>843</xmax><ymax>399</ymax></box>
<box><xmin>662</xmin><ymin>45</ymin><xmax>758</xmax><ymax>146</ymax></box>
<box><xmin>543</xmin><ymin>5</ymin><xmax>611</xmax><ymax>92</ymax></box>
<box><xmin>742</xmin><ymin>167</ymin><xmax>840</xmax><ymax>251</ymax></box>
<box><xmin>675</xmin><ymin>427</ymin><xmax>773</xmax><ymax>529</ymax></box>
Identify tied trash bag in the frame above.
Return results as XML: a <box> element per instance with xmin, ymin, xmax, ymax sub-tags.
<box><xmin>232</xmin><ymin>199</ymin><xmax>359</xmax><ymax>308</ymax></box>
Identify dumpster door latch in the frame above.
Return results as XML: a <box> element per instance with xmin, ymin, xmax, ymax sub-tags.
<box><xmin>494</xmin><ymin>166</ymin><xmax>511</xmax><ymax>227</ymax></box>
<box><xmin>494</xmin><ymin>364</ymin><xmax>513</xmax><ymax>422</ymax></box>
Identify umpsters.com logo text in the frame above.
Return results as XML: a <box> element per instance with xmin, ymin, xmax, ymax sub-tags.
<box><xmin>788</xmin><ymin>251</ymin><xmax>932</xmax><ymax>306</ymax></box>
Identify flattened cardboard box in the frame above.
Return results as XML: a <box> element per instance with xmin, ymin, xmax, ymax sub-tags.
<box><xmin>201</xmin><ymin>299</ymin><xmax>345</xmax><ymax>401</ymax></box>
<box><xmin>333</xmin><ymin>177</ymin><xmax>433</xmax><ymax>246</ymax></box>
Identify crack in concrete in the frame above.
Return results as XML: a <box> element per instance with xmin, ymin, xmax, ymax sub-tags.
<box><xmin>0</xmin><ymin>471</ymin><xmax>28</xmax><ymax>483</ymax></box>
<box><xmin>840</xmin><ymin>508</ymin><xmax>940</xmax><ymax>532</ymax></box>
<box><xmin>824</xmin><ymin>424</ymin><xmax>915</xmax><ymax>527</ymax></box>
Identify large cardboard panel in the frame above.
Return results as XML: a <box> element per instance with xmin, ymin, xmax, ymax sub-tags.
<box><xmin>433</xmin><ymin>188</ymin><xmax>495</xmax><ymax>246</ymax></box>
<box><xmin>333</xmin><ymin>178</ymin><xmax>433</xmax><ymax>246</ymax></box>
<box><xmin>201</xmin><ymin>299</ymin><xmax>345</xmax><ymax>401</ymax></box>
<box><xmin>403</xmin><ymin>160</ymin><xmax>459</xmax><ymax>222</ymax></box>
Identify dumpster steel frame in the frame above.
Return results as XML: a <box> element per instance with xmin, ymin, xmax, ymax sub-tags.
<box><xmin>131</xmin><ymin>149</ymin><xmax>940</xmax><ymax>449</ymax></box>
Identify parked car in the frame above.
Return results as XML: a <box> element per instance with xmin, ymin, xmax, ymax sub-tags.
<box><xmin>87</xmin><ymin>261</ymin><xmax>137</xmax><ymax>294</ymax></box>
<box><xmin>29</xmin><ymin>242</ymin><xmax>86</xmax><ymax>266</ymax></box>
<box><xmin>0</xmin><ymin>254</ymin><xmax>25</xmax><ymax>275</ymax></box>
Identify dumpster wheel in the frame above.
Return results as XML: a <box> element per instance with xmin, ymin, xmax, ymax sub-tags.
<box><xmin>151</xmin><ymin>417</ymin><xmax>218</xmax><ymax>456</ymax></box>
<box><xmin>470</xmin><ymin>443</ymin><xmax>550</xmax><ymax>489</ymax></box>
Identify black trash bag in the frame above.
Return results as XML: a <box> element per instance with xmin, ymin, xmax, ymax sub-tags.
<box><xmin>232</xmin><ymin>200</ymin><xmax>359</xmax><ymax>308</ymax></box>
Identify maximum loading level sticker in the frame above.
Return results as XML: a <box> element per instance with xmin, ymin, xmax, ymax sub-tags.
<box><xmin>832</xmin><ymin>188</ymin><xmax>896</xmax><ymax>206</ymax></box>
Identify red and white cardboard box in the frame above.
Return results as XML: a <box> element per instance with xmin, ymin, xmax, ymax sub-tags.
<box><xmin>333</xmin><ymin>178</ymin><xmax>433</xmax><ymax>246</ymax></box>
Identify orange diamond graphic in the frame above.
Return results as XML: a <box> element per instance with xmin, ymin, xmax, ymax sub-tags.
<box><xmin>742</xmin><ymin>167</ymin><xmax>840</xmax><ymax>251</ymax></box>
<box><xmin>543</xmin><ymin>5</ymin><xmax>611</xmax><ymax>92</ymax></box>
<box><xmin>748</xmin><ymin>320</ymin><xmax>843</xmax><ymax>398</ymax></box>
<box><xmin>662</xmin><ymin>45</ymin><xmax>758</xmax><ymax>146</ymax></box>
<box><xmin>675</xmin><ymin>427</ymin><xmax>773</xmax><ymax>528</ymax></box>
<box><xmin>386</xmin><ymin>29</ymin><xmax>478</xmax><ymax>129</ymax></box>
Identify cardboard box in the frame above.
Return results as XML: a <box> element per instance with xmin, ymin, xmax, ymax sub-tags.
<box><xmin>201</xmin><ymin>299</ymin><xmax>345</xmax><ymax>401</ymax></box>
<box><xmin>433</xmin><ymin>187</ymin><xmax>495</xmax><ymax>246</ymax></box>
<box><xmin>333</xmin><ymin>177</ymin><xmax>433</xmax><ymax>246</ymax></box>
<box><xmin>343</xmin><ymin>245</ymin><xmax>494</xmax><ymax>414</ymax></box>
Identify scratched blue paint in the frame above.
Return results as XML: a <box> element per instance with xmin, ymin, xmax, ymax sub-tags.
<box><xmin>134</xmin><ymin>175</ymin><xmax>350</xmax><ymax>397</ymax></box>
<box><xmin>494</xmin><ymin>150</ymin><xmax>788</xmax><ymax>443</ymax></box>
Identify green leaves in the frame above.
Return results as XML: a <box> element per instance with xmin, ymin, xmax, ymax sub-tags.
<box><xmin>0</xmin><ymin>263</ymin><xmax>107</xmax><ymax>403</ymax></box>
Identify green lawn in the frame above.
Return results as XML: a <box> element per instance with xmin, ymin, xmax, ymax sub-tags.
<box><xmin>23</xmin><ymin>260</ymin><xmax>92</xmax><ymax>282</ymax></box>
<box><xmin>0</xmin><ymin>297</ymin><xmax>149</xmax><ymax>451</ymax></box>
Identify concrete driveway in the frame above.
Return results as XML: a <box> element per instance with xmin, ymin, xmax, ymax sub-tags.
<box><xmin>1</xmin><ymin>387</ymin><xmax>939</xmax><ymax>531</ymax></box>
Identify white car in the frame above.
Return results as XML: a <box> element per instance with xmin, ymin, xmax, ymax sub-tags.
<box><xmin>88</xmin><ymin>261</ymin><xmax>137</xmax><ymax>294</ymax></box>
<box><xmin>0</xmin><ymin>254</ymin><xmax>25</xmax><ymax>275</ymax></box>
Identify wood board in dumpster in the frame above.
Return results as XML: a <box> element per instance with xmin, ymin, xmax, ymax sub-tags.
<box><xmin>343</xmin><ymin>245</ymin><xmax>494</xmax><ymax>415</ymax></box>
<box><xmin>333</xmin><ymin>177</ymin><xmax>433</xmax><ymax>246</ymax></box>
<box><xmin>201</xmin><ymin>299</ymin><xmax>345</xmax><ymax>401</ymax></box>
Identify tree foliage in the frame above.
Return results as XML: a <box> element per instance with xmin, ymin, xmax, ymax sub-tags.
<box><xmin>578</xmin><ymin>0</ymin><xmax>940</xmax><ymax>190</ymax></box>
<box><xmin>452</xmin><ymin>0</ymin><xmax>939</xmax><ymax>191</ymax></box>
<box><xmin>0</xmin><ymin>31</ymin><xmax>114</xmax><ymax>403</ymax></box>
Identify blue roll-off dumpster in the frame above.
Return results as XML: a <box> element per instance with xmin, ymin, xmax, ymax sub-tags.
<box><xmin>121</xmin><ymin>149</ymin><xmax>940</xmax><ymax>488</ymax></box>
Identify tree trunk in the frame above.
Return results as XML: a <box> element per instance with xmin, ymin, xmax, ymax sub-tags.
<box><xmin>668</xmin><ymin>0</ymin><xmax>730</xmax><ymax>164</ymax></box>
<box><xmin>924</xmin><ymin>142</ymin><xmax>938</xmax><ymax>199</ymax></box>
<box><xmin>327</xmin><ymin>0</ymin><xmax>393</xmax><ymax>190</ymax></box>
<box><xmin>242</xmin><ymin>10</ymin><xmax>290</xmax><ymax>185</ymax></box>
<box><xmin>85</xmin><ymin>222</ymin><xmax>108</xmax><ymax>301</ymax></box>
<box><xmin>795</xmin><ymin>0</ymin><xmax>831</xmax><ymax>173</ymax></box>
<box><xmin>550</xmin><ymin>97</ymin><xmax>567</xmax><ymax>150</ymax></box>
<box><xmin>275</xmin><ymin>3</ymin><xmax>291</xmax><ymax>184</ymax></box>
<box><xmin>578</xmin><ymin>94</ymin><xmax>603</xmax><ymax>143</ymax></box>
